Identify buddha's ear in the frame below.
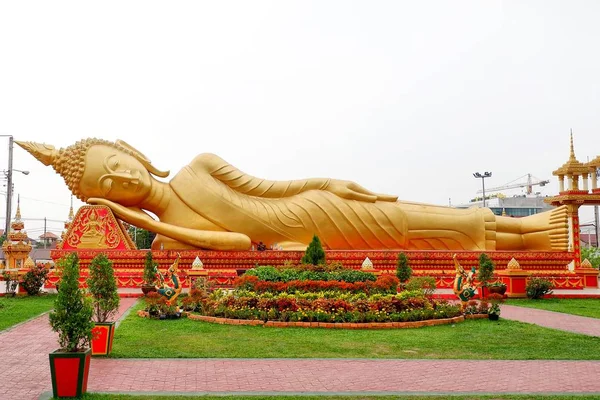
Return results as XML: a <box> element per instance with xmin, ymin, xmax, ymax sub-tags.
<box><xmin>115</xmin><ymin>139</ymin><xmax>170</xmax><ymax>178</ymax></box>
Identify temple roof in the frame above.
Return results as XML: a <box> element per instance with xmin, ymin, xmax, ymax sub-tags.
<box><xmin>552</xmin><ymin>133</ymin><xmax>589</xmax><ymax>176</ymax></box>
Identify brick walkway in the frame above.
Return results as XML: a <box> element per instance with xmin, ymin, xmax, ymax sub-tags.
<box><xmin>89</xmin><ymin>358</ymin><xmax>600</xmax><ymax>394</ymax></box>
<box><xmin>4</xmin><ymin>299</ymin><xmax>600</xmax><ymax>400</ymax></box>
<box><xmin>501</xmin><ymin>305</ymin><xmax>600</xmax><ymax>337</ymax></box>
<box><xmin>0</xmin><ymin>298</ymin><xmax>136</xmax><ymax>400</ymax></box>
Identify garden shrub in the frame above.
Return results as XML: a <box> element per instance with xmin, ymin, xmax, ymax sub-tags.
<box><xmin>2</xmin><ymin>271</ymin><xmax>18</xmax><ymax>297</ymax></box>
<box><xmin>21</xmin><ymin>266</ymin><xmax>49</xmax><ymax>295</ymax></box>
<box><xmin>477</xmin><ymin>253</ymin><xmax>495</xmax><ymax>287</ymax></box>
<box><xmin>526</xmin><ymin>277</ymin><xmax>553</xmax><ymax>299</ymax></box>
<box><xmin>300</xmin><ymin>235</ymin><xmax>326</xmax><ymax>265</ymax></box>
<box><xmin>234</xmin><ymin>274</ymin><xmax>398</xmax><ymax>295</ymax></box>
<box><xmin>405</xmin><ymin>276</ymin><xmax>436</xmax><ymax>296</ymax></box>
<box><xmin>395</xmin><ymin>252</ymin><xmax>412</xmax><ymax>286</ymax></box>
<box><xmin>143</xmin><ymin>251</ymin><xmax>158</xmax><ymax>285</ymax></box>
<box><xmin>245</xmin><ymin>265</ymin><xmax>376</xmax><ymax>283</ymax></box>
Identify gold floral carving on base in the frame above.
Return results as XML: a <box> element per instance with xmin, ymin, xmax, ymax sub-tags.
<box><xmin>61</xmin><ymin>205</ymin><xmax>136</xmax><ymax>250</ymax></box>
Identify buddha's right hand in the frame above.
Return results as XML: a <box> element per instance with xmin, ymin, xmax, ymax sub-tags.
<box><xmin>324</xmin><ymin>179</ymin><xmax>398</xmax><ymax>203</ymax></box>
<box><xmin>87</xmin><ymin>198</ymin><xmax>152</xmax><ymax>225</ymax></box>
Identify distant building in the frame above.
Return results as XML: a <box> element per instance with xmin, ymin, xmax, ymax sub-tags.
<box><xmin>456</xmin><ymin>194</ymin><xmax>554</xmax><ymax>217</ymax></box>
<box><xmin>38</xmin><ymin>232</ymin><xmax>59</xmax><ymax>248</ymax></box>
<box><xmin>580</xmin><ymin>232</ymin><xmax>597</xmax><ymax>247</ymax></box>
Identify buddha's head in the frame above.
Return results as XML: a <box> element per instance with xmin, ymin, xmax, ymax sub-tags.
<box><xmin>17</xmin><ymin>138</ymin><xmax>169</xmax><ymax>206</ymax></box>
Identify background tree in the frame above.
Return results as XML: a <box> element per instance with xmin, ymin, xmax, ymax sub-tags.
<box><xmin>87</xmin><ymin>253</ymin><xmax>120</xmax><ymax>323</ymax></box>
<box><xmin>580</xmin><ymin>247</ymin><xmax>600</xmax><ymax>269</ymax></box>
<box><xmin>395</xmin><ymin>252</ymin><xmax>412</xmax><ymax>287</ymax></box>
<box><xmin>128</xmin><ymin>226</ymin><xmax>157</xmax><ymax>249</ymax></box>
<box><xmin>300</xmin><ymin>235</ymin><xmax>326</xmax><ymax>265</ymax></box>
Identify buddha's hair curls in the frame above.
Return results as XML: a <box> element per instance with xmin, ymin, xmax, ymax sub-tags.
<box><xmin>16</xmin><ymin>138</ymin><xmax>169</xmax><ymax>202</ymax></box>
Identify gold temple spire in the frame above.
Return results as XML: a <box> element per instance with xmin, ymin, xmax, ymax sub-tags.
<box><xmin>14</xmin><ymin>194</ymin><xmax>21</xmax><ymax>222</ymax></box>
<box><xmin>68</xmin><ymin>195</ymin><xmax>74</xmax><ymax>222</ymax></box>
<box><xmin>552</xmin><ymin>132</ymin><xmax>588</xmax><ymax>176</ymax></box>
<box><xmin>569</xmin><ymin>129</ymin><xmax>576</xmax><ymax>161</ymax></box>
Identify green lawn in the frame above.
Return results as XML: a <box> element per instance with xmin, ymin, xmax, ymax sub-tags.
<box><xmin>0</xmin><ymin>294</ymin><xmax>56</xmax><ymax>331</ymax></box>
<box><xmin>79</xmin><ymin>394</ymin><xmax>600</xmax><ymax>400</ymax></box>
<box><xmin>111</xmin><ymin>301</ymin><xmax>600</xmax><ymax>360</ymax></box>
<box><xmin>505</xmin><ymin>298</ymin><xmax>600</xmax><ymax>319</ymax></box>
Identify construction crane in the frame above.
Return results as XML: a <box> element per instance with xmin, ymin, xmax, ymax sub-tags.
<box><xmin>476</xmin><ymin>173</ymin><xmax>549</xmax><ymax>195</ymax></box>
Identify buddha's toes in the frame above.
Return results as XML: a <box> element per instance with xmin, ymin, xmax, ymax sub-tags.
<box><xmin>549</xmin><ymin>205</ymin><xmax>569</xmax><ymax>250</ymax></box>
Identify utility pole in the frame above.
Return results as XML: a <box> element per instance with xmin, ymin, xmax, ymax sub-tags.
<box><xmin>595</xmin><ymin>206</ymin><xmax>600</xmax><ymax>248</ymax></box>
<box><xmin>4</xmin><ymin>136</ymin><xmax>13</xmax><ymax>238</ymax></box>
<box><xmin>44</xmin><ymin>217</ymin><xmax>47</xmax><ymax>249</ymax></box>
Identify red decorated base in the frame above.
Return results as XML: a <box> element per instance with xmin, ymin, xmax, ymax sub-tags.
<box><xmin>49</xmin><ymin>348</ymin><xmax>91</xmax><ymax>398</ymax></box>
<box><xmin>47</xmin><ymin>249</ymin><xmax>589</xmax><ymax>291</ymax></box>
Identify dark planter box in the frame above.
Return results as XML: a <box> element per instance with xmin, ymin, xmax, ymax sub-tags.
<box><xmin>49</xmin><ymin>348</ymin><xmax>91</xmax><ymax>398</ymax></box>
<box><xmin>91</xmin><ymin>322</ymin><xmax>115</xmax><ymax>356</ymax></box>
<box><xmin>488</xmin><ymin>285</ymin><xmax>507</xmax><ymax>296</ymax></box>
<box><xmin>488</xmin><ymin>313</ymin><xmax>500</xmax><ymax>321</ymax></box>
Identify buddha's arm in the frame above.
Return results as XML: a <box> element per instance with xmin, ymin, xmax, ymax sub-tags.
<box><xmin>194</xmin><ymin>153</ymin><xmax>398</xmax><ymax>202</ymax></box>
<box><xmin>87</xmin><ymin>198</ymin><xmax>251</xmax><ymax>251</ymax></box>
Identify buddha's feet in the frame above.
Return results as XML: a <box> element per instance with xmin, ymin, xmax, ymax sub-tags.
<box><xmin>521</xmin><ymin>205</ymin><xmax>569</xmax><ymax>251</ymax></box>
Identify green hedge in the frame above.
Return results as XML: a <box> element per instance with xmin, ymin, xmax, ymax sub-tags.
<box><xmin>245</xmin><ymin>266</ymin><xmax>377</xmax><ymax>283</ymax></box>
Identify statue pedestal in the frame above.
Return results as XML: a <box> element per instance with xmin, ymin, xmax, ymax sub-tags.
<box><xmin>574</xmin><ymin>268</ymin><xmax>599</xmax><ymax>288</ymax></box>
<box><xmin>497</xmin><ymin>269</ymin><xmax>531</xmax><ymax>298</ymax></box>
<box><xmin>187</xmin><ymin>269</ymin><xmax>209</xmax><ymax>288</ymax></box>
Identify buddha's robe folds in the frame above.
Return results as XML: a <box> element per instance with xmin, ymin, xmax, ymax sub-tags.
<box><xmin>169</xmin><ymin>154</ymin><xmax>494</xmax><ymax>251</ymax></box>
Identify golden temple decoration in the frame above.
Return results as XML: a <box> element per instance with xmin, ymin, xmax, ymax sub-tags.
<box><xmin>361</xmin><ymin>257</ymin><xmax>374</xmax><ymax>270</ymax></box>
<box><xmin>191</xmin><ymin>256</ymin><xmax>204</xmax><ymax>270</ymax></box>
<box><xmin>507</xmin><ymin>257</ymin><xmax>521</xmax><ymax>270</ymax></box>
<box><xmin>552</xmin><ymin>132</ymin><xmax>589</xmax><ymax>192</ymax></box>
<box><xmin>2</xmin><ymin>195</ymin><xmax>32</xmax><ymax>270</ymax></box>
<box><xmin>60</xmin><ymin>205</ymin><xmax>136</xmax><ymax>250</ymax></box>
<box><xmin>580</xmin><ymin>259</ymin><xmax>593</xmax><ymax>269</ymax></box>
<box><xmin>24</xmin><ymin>256</ymin><xmax>35</xmax><ymax>269</ymax></box>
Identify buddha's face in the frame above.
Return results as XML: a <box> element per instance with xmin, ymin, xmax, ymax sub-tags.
<box><xmin>79</xmin><ymin>144</ymin><xmax>152</xmax><ymax>206</ymax></box>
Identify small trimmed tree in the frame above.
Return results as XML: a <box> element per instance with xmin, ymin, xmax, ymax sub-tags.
<box><xmin>49</xmin><ymin>253</ymin><xmax>94</xmax><ymax>352</ymax></box>
<box><xmin>143</xmin><ymin>251</ymin><xmax>158</xmax><ymax>285</ymax></box>
<box><xmin>395</xmin><ymin>252</ymin><xmax>412</xmax><ymax>287</ymax></box>
<box><xmin>477</xmin><ymin>253</ymin><xmax>495</xmax><ymax>288</ymax></box>
<box><xmin>301</xmin><ymin>235</ymin><xmax>326</xmax><ymax>265</ymax></box>
<box><xmin>87</xmin><ymin>253</ymin><xmax>120</xmax><ymax>323</ymax></box>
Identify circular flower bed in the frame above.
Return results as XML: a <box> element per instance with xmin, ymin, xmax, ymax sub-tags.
<box><xmin>177</xmin><ymin>264</ymin><xmax>462</xmax><ymax>327</ymax></box>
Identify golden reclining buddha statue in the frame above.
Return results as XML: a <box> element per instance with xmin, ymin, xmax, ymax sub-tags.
<box><xmin>18</xmin><ymin>138</ymin><xmax>568</xmax><ymax>252</ymax></box>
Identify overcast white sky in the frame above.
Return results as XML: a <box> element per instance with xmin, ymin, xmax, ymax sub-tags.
<box><xmin>1</xmin><ymin>1</ymin><xmax>600</xmax><ymax>237</ymax></box>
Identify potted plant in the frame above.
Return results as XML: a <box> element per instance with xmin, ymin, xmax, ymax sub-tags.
<box><xmin>487</xmin><ymin>293</ymin><xmax>504</xmax><ymax>321</ymax></box>
<box><xmin>477</xmin><ymin>253</ymin><xmax>495</xmax><ymax>299</ymax></box>
<box><xmin>87</xmin><ymin>253</ymin><xmax>120</xmax><ymax>356</ymax></box>
<box><xmin>141</xmin><ymin>251</ymin><xmax>158</xmax><ymax>294</ymax></box>
<box><xmin>48</xmin><ymin>253</ymin><xmax>94</xmax><ymax>398</ymax></box>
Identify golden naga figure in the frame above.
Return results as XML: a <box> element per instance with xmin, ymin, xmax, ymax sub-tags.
<box><xmin>18</xmin><ymin>139</ymin><xmax>568</xmax><ymax>251</ymax></box>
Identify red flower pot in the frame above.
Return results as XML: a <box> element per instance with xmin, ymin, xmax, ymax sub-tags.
<box><xmin>91</xmin><ymin>322</ymin><xmax>116</xmax><ymax>356</ymax></box>
<box><xmin>49</xmin><ymin>348</ymin><xmax>91</xmax><ymax>398</ymax></box>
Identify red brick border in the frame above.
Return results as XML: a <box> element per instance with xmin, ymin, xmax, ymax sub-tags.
<box><xmin>186</xmin><ymin>313</ymin><xmax>465</xmax><ymax>329</ymax></box>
